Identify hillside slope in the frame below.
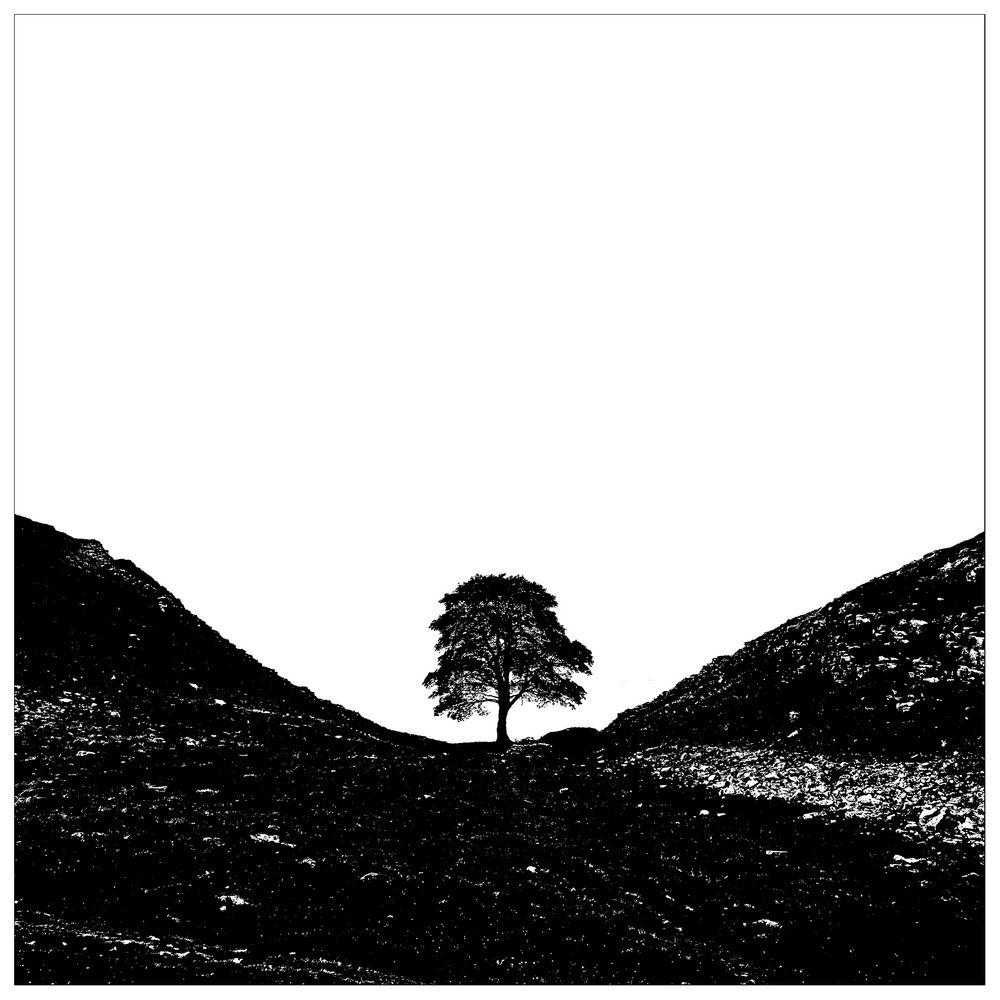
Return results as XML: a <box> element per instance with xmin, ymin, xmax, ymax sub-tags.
<box><xmin>15</xmin><ymin>515</ymin><xmax>407</xmax><ymax>740</ymax></box>
<box><xmin>15</xmin><ymin>517</ymin><xmax>984</xmax><ymax>984</ymax></box>
<box><xmin>605</xmin><ymin>534</ymin><xmax>984</xmax><ymax>752</ymax></box>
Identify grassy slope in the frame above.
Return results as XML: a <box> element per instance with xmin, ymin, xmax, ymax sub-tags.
<box><xmin>598</xmin><ymin>533</ymin><xmax>985</xmax><ymax>938</ymax></box>
<box><xmin>14</xmin><ymin>517</ymin><xmax>985</xmax><ymax>984</ymax></box>
<box><xmin>16</xmin><ymin>694</ymin><xmax>984</xmax><ymax>984</ymax></box>
<box><xmin>605</xmin><ymin>534</ymin><xmax>984</xmax><ymax>752</ymax></box>
<box><xmin>14</xmin><ymin>515</ymin><xmax>419</xmax><ymax>740</ymax></box>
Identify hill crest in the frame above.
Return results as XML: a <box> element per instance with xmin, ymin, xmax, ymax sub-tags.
<box><xmin>14</xmin><ymin>514</ymin><xmax>424</xmax><ymax>746</ymax></box>
<box><xmin>605</xmin><ymin>533</ymin><xmax>984</xmax><ymax>752</ymax></box>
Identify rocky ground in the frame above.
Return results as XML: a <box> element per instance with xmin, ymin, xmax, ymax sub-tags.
<box><xmin>622</xmin><ymin>744</ymin><xmax>984</xmax><ymax>853</ymax></box>
<box><xmin>606</xmin><ymin>534</ymin><xmax>984</xmax><ymax>753</ymax></box>
<box><xmin>14</xmin><ymin>516</ymin><xmax>985</xmax><ymax>985</ymax></box>
<box><xmin>16</xmin><ymin>689</ymin><xmax>984</xmax><ymax>985</ymax></box>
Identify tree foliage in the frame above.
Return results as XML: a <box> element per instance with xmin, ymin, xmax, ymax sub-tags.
<box><xmin>423</xmin><ymin>573</ymin><xmax>593</xmax><ymax>743</ymax></box>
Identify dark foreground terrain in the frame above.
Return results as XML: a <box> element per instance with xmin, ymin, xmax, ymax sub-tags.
<box><xmin>14</xmin><ymin>692</ymin><xmax>984</xmax><ymax>985</ymax></box>
<box><xmin>15</xmin><ymin>517</ymin><xmax>985</xmax><ymax>984</ymax></box>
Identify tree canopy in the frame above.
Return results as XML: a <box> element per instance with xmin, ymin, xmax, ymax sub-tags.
<box><xmin>423</xmin><ymin>573</ymin><xmax>593</xmax><ymax>744</ymax></box>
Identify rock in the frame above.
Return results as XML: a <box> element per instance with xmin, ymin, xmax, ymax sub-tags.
<box><xmin>919</xmin><ymin>806</ymin><xmax>941</xmax><ymax>824</ymax></box>
<box><xmin>537</xmin><ymin>727</ymin><xmax>603</xmax><ymax>752</ymax></box>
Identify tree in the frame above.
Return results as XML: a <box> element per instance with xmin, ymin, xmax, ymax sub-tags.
<box><xmin>424</xmin><ymin>573</ymin><xmax>593</xmax><ymax>745</ymax></box>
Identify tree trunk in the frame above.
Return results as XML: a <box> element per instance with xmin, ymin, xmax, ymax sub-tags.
<box><xmin>494</xmin><ymin>636</ymin><xmax>512</xmax><ymax>747</ymax></box>
<box><xmin>496</xmin><ymin>691</ymin><xmax>511</xmax><ymax>746</ymax></box>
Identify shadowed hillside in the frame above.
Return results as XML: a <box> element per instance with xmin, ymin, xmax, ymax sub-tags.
<box><xmin>605</xmin><ymin>535</ymin><xmax>984</xmax><ymax>753</ymax></box>
<box><xmin>15</xmin><ymin>515</ymin><xmax>419</xmax><ymax>743</ymax></box>
<box><xmin>15</xmin><ymin>517</ymin><xmax>984</xmax><ymax>984</ymax></box>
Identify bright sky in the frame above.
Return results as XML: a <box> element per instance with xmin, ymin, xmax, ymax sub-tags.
<box><xmin>15</xmin><ymin>15</ymin><xmax>983</xmax><ymax>741</ymax></box>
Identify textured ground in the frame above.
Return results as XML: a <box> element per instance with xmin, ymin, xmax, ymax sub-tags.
<box><xmin>606</xmin><ymin>534</ymin><xmax>984</xmax><ymax>752</ymax></box>
<box><xmin>14</xmin><ymin>516</ymin><xmax>985</xmax><ymax>984</ymax></box>
<box><xmin>625</xmin><ymin>744</ymin><xmax>984</xmax><ymax>851</ymax></box>
<box><xmin>16</xmin><ymin>691</ymin><xmax>984</xmax><ymax>985</ymax></box>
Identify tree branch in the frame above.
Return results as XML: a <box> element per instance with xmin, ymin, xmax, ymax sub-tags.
<box><xmin>510</xmin><ymin>668</ymin><xmax>541</xmax><ymax>705</ymax></box>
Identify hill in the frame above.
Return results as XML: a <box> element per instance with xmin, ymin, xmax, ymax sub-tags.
<box><xmin>15</xmin><ymin>514</ymin><xmax>410</xmax><ymax>740</ymax></box>
<box><xmin>15</xmin><ymin>517</ymin><xmax>983</xmax><ymax>984</ymax></box>
<box><xmin>605</xmin><ymin>534</ymin><xmax>984</xmax><ymax>753</ymax></box>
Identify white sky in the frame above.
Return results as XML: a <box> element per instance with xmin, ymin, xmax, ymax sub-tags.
<box><xmin>14</xmin><ymin>15</ymin><xmax>983</xmax><ymax>741</ymax></box>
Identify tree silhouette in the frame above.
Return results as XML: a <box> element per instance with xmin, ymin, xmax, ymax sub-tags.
<box><xmin>424</xmin><ymin>573</ymin><xmax>593</xmax><ymax>745</ymax></box>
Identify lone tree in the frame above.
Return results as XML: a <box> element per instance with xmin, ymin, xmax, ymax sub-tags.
<box><xmin>424</xmin><ymin>573</ymin><xmax>593</xmax><ymax>745</ymax></box>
